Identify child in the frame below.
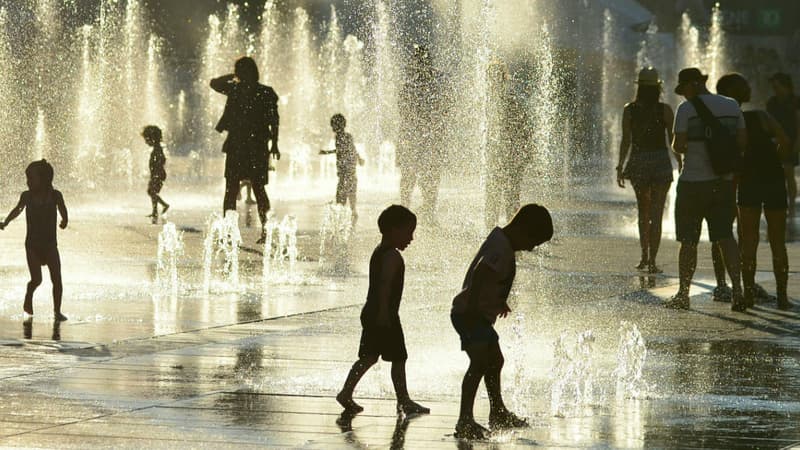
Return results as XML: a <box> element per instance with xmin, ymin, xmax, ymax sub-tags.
<box><xmin>336</xmin><ymin>205</ymin><xmax>429</xmax><ymax>416</ymax></box>
<box><xmin>320</xmin><ymin>114</ymin><xmax>363</xmax><ymax>220</ymax></box>
<box><xmin>450</xmin><ymin>204</ymin><xmax>553</xmax><ymax>439</ymax></box>
<box><xmin>0</xmin><ymin>160</ymin><xmax>69</xmax><ymax>321</ymax></box>
<box><xmin>142</xmin><ymin>125</ymin><xmax>169</xmax><ymax>224</ymax></box>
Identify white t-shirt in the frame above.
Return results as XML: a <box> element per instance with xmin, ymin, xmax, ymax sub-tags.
<box><xmin>674</xmin><ymin>93</ymin><xmax>745</xmax><ymax>182</ymax></box>
<box><xmin>451</xmin><ymin>227</ymin><xmax>516</xmax><ymax>323</ymax></box>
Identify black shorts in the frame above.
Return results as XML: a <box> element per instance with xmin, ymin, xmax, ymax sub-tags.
<box><xmin>738</xmin><ymin>179</ymin><xmax>788</xmax><ymax>210</ymax></box>
<box><xmin>451</xmin><ymin>312</ymin><xmax>499</xmax><ymax>351</ymax></box>
<box><xmin>675</xmin><ymin>179</ymin><xmax>736</xmax><ymax>244</ymax></box>
<box><xmin>147</xmin><ymin>178</ymin><xmax>164</xmax><ymax>195</ymax></box>
<box><xmin>358</xmin><ymin>320</ymin><xmax>407</xmax><ymax>362</ymax></box>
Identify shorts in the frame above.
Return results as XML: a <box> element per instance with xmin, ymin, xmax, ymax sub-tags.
<box><xmin>336</xmin><ymin>174</ymin><xmax>357</xmax><ymax>204</ymax></box>
<box><xmin>147</xmin><ymin>178</ymin><xmax>164</xmax><ymax>195</ymax></box>
<box><xmin>738</xmin><ymin>179</ymin><xmax>788</xmax><ymax>210</ymax></box>
<box><xmin>25</xmin><ymin>244</ymin><xmax>55</xmax><ymax>266</ymax></box>
<box><xmin>451</xmin><ymin>312</ymin><xmax>499</xmax><ymax>351</ymax></box>
<box><xmin>358</xmin><ymin>320</ymin><xmax>407</xmax><ymax>362</ymax></box>
<box><xmin>675</xmin><ymin>179</ymin><xmax>736</xmax><ymax>244</ymax></box>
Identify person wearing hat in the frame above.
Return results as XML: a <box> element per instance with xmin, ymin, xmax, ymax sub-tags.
<box><xmin>668</xmin><ymin>67</ymin><xmax>747</xmax><ymax>311</ymax></box>
<box><xmin>616</xmin><ymin>67</ymin><xmax>680</xmax><ymax>274</ymax></box>
<box><xmin>766</xmin><ymin>72</ymin><xmax>800</xmax><ymax>216</ymax></box>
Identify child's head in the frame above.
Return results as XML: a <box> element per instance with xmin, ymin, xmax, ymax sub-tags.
<box><xmin>234</xmin><ymin>56</ymin><xmax>259</xmax><ymax>83</ymax></box>
<box><xmin>378</xmin><ymin>205</ymin><xmax>417</xmax><ymax>250</ymax></box>
<box><xmin>25</xmin><ymin>159</ymin><xmax>54</xmax><ymax>192</ymax></box>
<box><xmin>142</xmin><ymin>125</ymin><xmax>162</xmax><ymax>146</ymax></box>
<box><xmin>330</xmin><ymin>114</ymin><xmax>346</xmax><ymax>133</ymax></box>
<box><xmin>508</xmin><ymin>203</ymin><xmax>553</xmax><ymax>251</ymax></box>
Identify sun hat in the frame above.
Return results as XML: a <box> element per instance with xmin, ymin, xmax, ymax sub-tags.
<box><xmin>675</xmin><ymin>67</ymin><xmax>708</xmax><ymax>95</ymax></box>
<box><xmin>636</xmin><ymin>67</ymin><xmax>662</xmax><ymax>86</ymax></box>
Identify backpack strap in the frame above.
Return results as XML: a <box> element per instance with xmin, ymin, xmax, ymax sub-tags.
<box><xmin>689</xmin><ymin>96</ymin><xmax>724</xmax><ymax>134</ymax></box>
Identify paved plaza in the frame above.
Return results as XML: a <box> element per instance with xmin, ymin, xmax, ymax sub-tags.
<box><xmin>1</xmin><ymin>178</ymin><xmax>799</xmax><ymax>449</ymax></box>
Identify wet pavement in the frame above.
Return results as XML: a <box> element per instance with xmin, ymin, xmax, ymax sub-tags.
<box><xmin>1</xmin><ymin>175</ymin><xmax>800</xmax><ymax>449</ymax></box>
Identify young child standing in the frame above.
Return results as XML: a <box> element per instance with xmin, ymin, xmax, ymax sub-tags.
<box><xmin>320</xmin><ymin>114</ymin><xmax>363</xmax><ymax>220</ymax></box>
<box><xmin>450</xmin><ymin>204</ymin><xmax>553</xmax><ymax>439</ymax></box>
<box><xmin>336</xmin><ymin>205</ymin><xmax>429</xmax><ymax>416</ymax></box>
<box><xmin>143</xmin><ymin>125</ymin><xmax>169</xmax><ymax>224</ymax></box>
<box><xmin>0</xmin><ymin>160</ymin><xmax>69</xmax><ymax>321</ymax></box>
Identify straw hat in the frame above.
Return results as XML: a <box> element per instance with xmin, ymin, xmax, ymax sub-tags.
<box><xmin>636</xmin><ymin>67</ymin><xmax>662</xmax><ymax>86</ymax></box>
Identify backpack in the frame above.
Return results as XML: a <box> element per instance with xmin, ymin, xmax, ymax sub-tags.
<box><xmin>689</xmin><ymin>96</ymin><xmax>741</xmax><ymax>175</ymax></box>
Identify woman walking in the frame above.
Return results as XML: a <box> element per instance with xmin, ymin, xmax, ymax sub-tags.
<box><xmin>617</xmin><ymin>68</ymin><xmax>680</xmax><ymax>273</ymax></box>
<box><xmin>718</xmin><ymin>73</ymin><xmax>792</xmax><ymax>310</ymax></box>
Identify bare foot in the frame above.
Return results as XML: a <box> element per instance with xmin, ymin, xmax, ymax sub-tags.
<box><xmin>397</xmin><ymin>399</ymin><xmax>430</xmax><ymax>416</ymax></box>
<box><xmin>336</xmin><ymin>392</ymin><xmax>364</xmax><ymax>413</ymax></box>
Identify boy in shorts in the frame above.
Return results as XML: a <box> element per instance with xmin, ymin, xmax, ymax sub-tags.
<box><xmin>142</xmin><ymin>125</ymin><xmax>169</xmax><ymax>224</ymax></box>
<box><xmin>336</xmin><ymin>205</ymin><xmax>429</xmax><ymax>416</ymax></box>
<box><xmin>451</xmin><ymin>204</ymin><xmax>553</xmax><ymax>439</ymax></box>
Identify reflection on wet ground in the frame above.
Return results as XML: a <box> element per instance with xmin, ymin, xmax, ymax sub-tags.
<box><xmin>1</xmin><ymin>184</ymin><xmax>800</xmax><ymax>448</ymax></box>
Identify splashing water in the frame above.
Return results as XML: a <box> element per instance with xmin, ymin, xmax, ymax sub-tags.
<box><xmin>156</xmin><ymin>222</ymin><xmax>184</xmax><ymax>295</ymax></box>
<box><xmin>202</xmin><ymin>211</ymin><xmax>242</xmax><ymax>293</ymax></box>
<box><xmin>614</xmin><ymin>321</ymin><xmax>648</xmax><ymax>399</ymax></box>
<box><xmin>263</xmin><ymin>214</ymin><xmax>300</xmax><ymax>284</ymax></box>
<box><xmin>550</xmin><ymin>330</ymin><xmax>596</xmax><ymax>418</ymax></box>
<box><xmin>319</xmin><ymin>203</ymin><xmax>353</xmax><ymax>276</ymax></box>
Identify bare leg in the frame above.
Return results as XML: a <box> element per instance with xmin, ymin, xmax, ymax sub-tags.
<box><xmin>677</xmin><ymin>241</ymin><xmax>698</xmax><ymax>296</ymax></box>
<box><xmin>252</xmin><ymin>182</ymin><xmax>270</xmax><ymax>230</ymax></box>
<box><xmin>46</xmin><ymin>248</ymin><xmax>66</xmax><ymax>321</ymax></box>
<box><xmin>717</xmin><ymin>237</ymin><xmax>743</xmax><ymax>294</ymax></box>
<box><xmin>459</xmin><ymin>345</ymin><xmax>489</xmax><ymax>423</ymax></box>
<box><xmin>223</xmin><ymin>177</ymin><xmax>239</xmax><ymax>213</ymax></box>
<box><xmin>632</xmin><ymin>183</ymin><xmax>652</xmax><ymax>269</ymax></box>
<box><xmin>738</xmin><ymin>206</ymin><xmax>761</xmax><ymax>296</ymax></box>
<box><xmin>711</xmin><ymin>241</ymin><xmax>728</xmax><ymax>288</ymax></box>
<box><xmin>24</xmin><ymin>248</ymin><xmax>43</xmax><ymax>315</ymax></box>
<box><xmin>399</xmin><ymin>167</ymin><xmax>416</xmax><ymax>208</ymax></box>
<box><xmin>785</xmin><ymin>166</ymin><xmax>797</xmax><ymax>215</ymax></box>
<box><xmin>483</xmin><ymin>342</ymin><xmax>506</xmax><ymax>415</ymax></box>
<box><xmin>647</xmin><ymin>183</ymin><xmax>670</xmax><ymax>272</ymax></box>
<box><xmin>337</xmin><ymin>355</ymin><xmax>378</xmax><ymax>412</ymax></box>
<box><xmin>764</xmin><ymin>208</ymin><xmax>789</xmax><ymax>299</ymax></box>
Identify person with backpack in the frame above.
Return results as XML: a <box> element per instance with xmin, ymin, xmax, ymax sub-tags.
<box><xmin>667</xmin><ymin>68</ymin><xmax>747</xmax><ymax>311</ymax></box>
<box><xmin>717</xmin><ymin>73</ymin><xmax>792</xmax><ymax>310</ymax></box>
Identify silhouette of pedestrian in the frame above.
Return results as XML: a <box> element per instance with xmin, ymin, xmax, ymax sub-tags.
<box><xmin>0</xmin><ymin>159</ymin><xmax>68</xmax><ymax>321</ymax></box>
<box><xmin>211</xmin><ymin>56</ymin><xmax>280</xmax><ymax>243</ymax></box>
<box><xmin>485</xmin><ymin>59</ymin><xmax>533</xmax><ymax>229</ymax></box>
<box><xmin>766</xmin><ymin>73</ymin><xmax>800</xmax><ymax>216</ymax></box>
<box><xmin>718</xmin><ymin>73</ymin><xmax>792</xmax><ymax>310</ymax></box>
<box><xmin>320</xmin><ymin>113</ymin><xmax>364</xmax><ymax>221</ymax></box>
<box><xmin>616</xmin><ymin>68</ymin><xmax>679</xmax><ymax>274</ymax></box>
<box><xmin>142</xmin><ymin>125</ymin><xmax>169</xmax><ymax>224</ymax></box>
<box><xmin>397</xmin><ymin>46</ymin><xmax>450</xmax><ymax>225</ymax></box>
<box><xmin>668</xmin><ymin>68</ymin><xmax>746</xmax><ymax>311</ymax></box>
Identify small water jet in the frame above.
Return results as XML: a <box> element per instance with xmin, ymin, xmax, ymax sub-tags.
<box><xmin>319</xmin><ymin>203</ymin><xmax>353</xmax><ymax>276</ymax></box>
<box><xmin>550</xmin><ymin>330</ymin><xmax>596</xmax><ymax>418</ymax></box>
<box><xmin>263</xmin><ymin>213</ymin><xmax>300</xmax><ymax>284</ymax></box>
<box><xmin>202</xmin><ymin>211</ymin><xmax>242</xmax><ymax>293</ymax></box>
<box><xmin>156</xmin><ymin>222</ymin><xmax>184</xmax><ymax>295</ymax></box>
<box><xmin>614</xmin><ymin>321</ymin><xmax>648</xmax><ymax>399</ymax></box>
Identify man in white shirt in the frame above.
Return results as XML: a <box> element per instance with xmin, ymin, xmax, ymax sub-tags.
<box><xmin>669</xmin><ymin>68</ymin><xmax>747</xmax><ymax>311</ymax></box>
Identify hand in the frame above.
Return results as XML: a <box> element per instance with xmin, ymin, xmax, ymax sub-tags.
<box><xmin>271</xmin><ymin>144</ymin><xmax>281</xmax><ymax>161</ymax></box>
<box><xmin>59</xmin><ymin>220</ymin><xmax>67</xmax><ymax>229</ymax></box>
<box><xmin>358</xmin><ymin>156</ymin><xmax>365</xmax><ymax>166</ymax></box>
<box><xmin>319</xmin><ymin>150</ymin><xmax>326</xmax><ymax>155</ymax></box>
<box><xmin>616</xmin><ymin>167</ymin><xmax>625</xmax><ymax>188</ymax></box>
<box><xmin>498</xmin><ymin>303</ymin><xmax>511</xmax><ymax>319</ymax></box>
<box><xmin>0</xmin><ymin>221</ymin><xmax>5</xmax><ymax>230</ymax></box>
